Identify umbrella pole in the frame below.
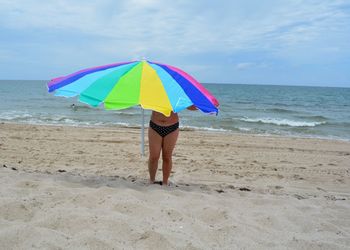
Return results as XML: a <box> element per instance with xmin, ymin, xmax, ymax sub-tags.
<box><xmin>141</xmin><ymin>107</ymin><xmax>145</xmax><ymax>157</ymax></box>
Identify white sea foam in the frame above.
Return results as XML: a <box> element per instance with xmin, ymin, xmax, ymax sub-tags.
<box><xmin>0</xmin><ymin>110</ymin><xmax>141</xmax><ymax>128</ymax></box>
<box><xmin>237</xmin><ymin>127</ymin><xmax>252</xmax><ymax>131</ymax></box>
<box><xmin>0</xmin><ymin>111</ymin><xmax>33</xmax><ymax>120</ymax></box>
<box><xmin>180</xmin><ymin>125</ymin><xmax>228</xmax><ymax>132</ymax></box>
<box><xmin>240</xmin><ymin>117</ymin><xmax>326</xmax><ymax>127</ymax></box>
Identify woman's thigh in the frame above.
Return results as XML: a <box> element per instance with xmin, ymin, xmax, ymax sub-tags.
<box><xmin>162</xmin><ymin>129</ymin><xmax>179</xmax><ymax>158</ymax></box>
<box><xmin>148</xmin><ymin>127</ymin><xmax>163</xmax><ymax>159</ymax></box>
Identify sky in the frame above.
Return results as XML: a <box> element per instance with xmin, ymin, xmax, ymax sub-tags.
<box><xmin>0</xmin><ymin>0</ymin><xmax>349</xmax><ymax>87</ymax></box>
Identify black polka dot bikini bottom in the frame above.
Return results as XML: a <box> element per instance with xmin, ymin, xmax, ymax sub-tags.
<box><xmin>149</xmin><ymin>120</ymin><xmax>179</xmax><ymax>138</ymax></box>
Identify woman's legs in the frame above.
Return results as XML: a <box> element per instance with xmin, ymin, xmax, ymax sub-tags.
<box><xmin>161</xmin><ymin>129</ymin><xmax>179</xmax><ymax>185</ymax></box>
<box><xmin>148</xmin><ymin>127</ymin><xmax>162</xmax><ymax>183</ymax></box>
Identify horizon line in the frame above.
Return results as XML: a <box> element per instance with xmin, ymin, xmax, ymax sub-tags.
<box><xmin>0</xmin><ymin>79</ymin><xmax>349</xmax><ymax>89</ymax></box>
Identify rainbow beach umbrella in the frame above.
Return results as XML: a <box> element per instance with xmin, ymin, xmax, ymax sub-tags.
<box><xmin>47</xmin><ymin>60</ymin><xmax>219</xmax><ymax>155</ymax></box>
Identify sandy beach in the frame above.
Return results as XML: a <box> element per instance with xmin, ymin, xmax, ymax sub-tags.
<box><xmin>0</xmin><ymin>122</ymin><xmax>349</xmax><ymax>249</ymax></box>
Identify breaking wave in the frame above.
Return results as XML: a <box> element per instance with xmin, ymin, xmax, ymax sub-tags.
<box><xmin>240</xmin><ymin>117</ymin><xmax>326</xmax><ymax>127</ymax></box>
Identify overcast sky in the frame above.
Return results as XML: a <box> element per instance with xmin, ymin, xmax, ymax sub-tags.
<box><xmin>0</xmin><ymin>0</ymin><xmax>349</xmax><ymax>87</ymax></box>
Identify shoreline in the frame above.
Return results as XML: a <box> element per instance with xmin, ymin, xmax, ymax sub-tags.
<box><xmin>1</xmin><ymin>120</ymin><xmax>349</xmax><ymax>143</ymax></box>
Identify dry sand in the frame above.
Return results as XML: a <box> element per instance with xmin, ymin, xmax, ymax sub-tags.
<box><xmin>0</xmin><ymin>122</ymin><xmax>350</xmax><ymax>249</ymax></box>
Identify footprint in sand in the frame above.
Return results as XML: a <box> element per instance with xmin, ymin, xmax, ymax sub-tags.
<box><xmin>293</xmin><ymin>174</ymin><xmax>304</xmax><ymax>180</ymax></box>
<box><xmin>293</xmin><ymin>194</ymin><xmax>307</xmax><ymax>200</ymax></box>
<box><xmin>316</xmin><ymin>187</ymin><xmax>327</xmax><ymax>192</ymax></box>
<box><xmin>234</xmin><ymin>173</ymin><xmax>243</xmax><ymax>179</ymax></box>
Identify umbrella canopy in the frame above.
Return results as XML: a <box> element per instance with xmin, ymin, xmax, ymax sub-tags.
<box><xmin>47</xmin><ymin>60</ymin><xmax>219</xmax><ymax>116</ymax></box>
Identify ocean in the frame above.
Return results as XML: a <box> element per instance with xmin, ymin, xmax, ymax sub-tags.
<box><xmin>1</xmin><ymin>80</ymin><xmax>349</xmax><ymax>140</ymax></box>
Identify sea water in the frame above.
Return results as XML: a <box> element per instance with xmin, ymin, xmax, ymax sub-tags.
<box><xmin>0</xmin><ymin>80</ymin><xmax>349</xmax><ymax>140</ymax></box>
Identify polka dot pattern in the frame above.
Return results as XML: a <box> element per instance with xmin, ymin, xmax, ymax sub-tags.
<box><xmin>150</xmin><ymin>120</ymin><xmax>179</xmax><ymax>138</ymax></box>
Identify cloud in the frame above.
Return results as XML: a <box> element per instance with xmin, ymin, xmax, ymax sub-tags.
<box><xmin>0</xmin><ymin>0</ymin><xmax>349</xmax><ymax>85</ymax></box>
<box><xmin>1</xmin><ymin>0</ymin><xmax>345</xmax><ymax>52</ymax></box>
<box><xmin>235</xmin><ymin>62</ymin><xmax>269</xmax><ymax>71</ymax></box>
<box><xmin>235</xmin><ymin>62</ymin><xmax>255</xmax><ymax>70</ymax></box>
<box><xmin>1</xmin><ymin>0</ymin><xmax>347</xmax><ymax>54</ymax></box>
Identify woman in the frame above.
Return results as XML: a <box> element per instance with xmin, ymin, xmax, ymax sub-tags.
<box><xmin>148</xmin><ymin>106</ymin><xmax>197</xmax><ymax>186</ymax></box>
<box><xmin>148</xmin><ymin>111</ymin><xmax>179</xmax><ymax>186</ymax></box>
